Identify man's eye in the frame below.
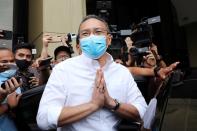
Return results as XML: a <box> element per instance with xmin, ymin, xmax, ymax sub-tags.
<box><xmin>95</xmin><ymin>30</ymin><xmax>102</xmax><ymax>34</ymax></box>
<box><xmin>82</xmin><ymin>32</ymin><xmax>89</xmax><ymax>36</ymax></box>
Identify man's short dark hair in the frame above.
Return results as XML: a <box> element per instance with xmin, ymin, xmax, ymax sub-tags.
<box><xmin>14</xmin><ymin>43</ymin><xmax>33</xmax><ymax>53</ymax></box>
<box><xmin>78</xmin><ymin>15</ymin><xmax>110</xmax><ymax>36</ymax></box>
<box><xmin>54</xmin><ymin>46</ymin><xmax>71</xmax><ymax>60</ymax></box>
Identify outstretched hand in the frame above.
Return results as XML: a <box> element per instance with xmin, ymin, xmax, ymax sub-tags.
<box><xmin>158</xmin><ymin>62</ymin><xmax>180</xmax><ymax>79</ymax></box>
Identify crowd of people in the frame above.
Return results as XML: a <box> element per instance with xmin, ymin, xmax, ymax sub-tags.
<box><xmin>0</xmin><ymin>15</ymin><xmax>179</xmax><ymax>131</ymax></box>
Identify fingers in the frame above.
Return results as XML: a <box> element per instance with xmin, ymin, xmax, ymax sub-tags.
<box><xmin>143</xmin><ymin>52</ymin><xmax>154</xmax><ymax>59</ymax></box>
<box><xmin>4</xmin><ymin>77</ymin><xmax>21</xmax><ymax>94</ymax></box>
<box><xmin>99</xmin><ymin>78</ymin><xmax>105</xmax><ymax>93</ymax></box>
<box><xmin>164</xmin><ymin>61</ymin><xmax>180</xmax><ymax>75</ymax></box>
<box><xmin>43</xmin><ymin>34</ymin><xmax>53</xmax><ymax>45</ymax></box>
<box><xmin>29</xmin><ymin>76</ymin><xmax>36</xmax><ymax>83</ymax></box>
<box><xmin>29</xmin><ymin>77</ymin><xmax>39</xmax><ymax>87</ymax></box>
<box><xmin>11</xmin><ymin>77</ymin><xmax>21</xmax><ymax>86</ymax></box>
<box><xmin>159</xmin><ymin>67</ymin><xmax>173</xmax><ymax>80</ymax></box>
<box><xmin>95</xmin><ymin>69</ymin><xmax>102</xmax><ymax>88</ymax></box>
<box><xmin>95</xmin><ymin>69</ymin><xmax>105</xmax><ymax>93</ymax></box>
<box><xmin>61</xmin><ymin>35</ymin><xmax>69</xmax><ymax>46</ymax></box>
<box><xmin>0</xmin><ymin>87</ymin><xmax>7</xmax><ymax>94</ymax></box>
<box><xmin>6</xmin><ymin>79</ymin><xmax>15</xmax><ymax>94</ymax></box>
<box><xmin>30</xmin><ymin>81</ymin><xmax>39</xmax><ymax>87</ymax></box>
<box><xmin>16</xmin><ymin>94</ymin><xmax>22</xmax><ymax>101</ymax></box>
<box><xmin>170</xmin><ymin>61</ymin><xmax>180</xmax><ymax>70</ymax></box>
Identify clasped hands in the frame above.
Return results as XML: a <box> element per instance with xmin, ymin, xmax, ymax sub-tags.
<box><xmin>91</xmin><ymin>69</ymin><xmax>116</xmax><ymax>110</ymax></box>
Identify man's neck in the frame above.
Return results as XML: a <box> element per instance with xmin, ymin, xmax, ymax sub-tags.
<box><xmin>97</xmin><ymin>53</ymin><xmax>107</xmax><ymax>67</ymax></box>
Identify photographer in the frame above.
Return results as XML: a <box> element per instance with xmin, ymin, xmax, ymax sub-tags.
<box><xmin>121</xmin><ymin>36</ymin><xmax>179</xmax><ymax>101</ymax></box>
<box><xmin>123</xmin><ymin>37</ymin><xmax>177</xmax><ymax>79</ymax></box>
<box><xmin>33</xmin><ymin>34</ymin><xmax>72</xmax><ymax>67</ymax></box>
<box><xmin>32</xmin><ymin>35</ymin><xmax>72</xmax><ymax>85</ymax></box>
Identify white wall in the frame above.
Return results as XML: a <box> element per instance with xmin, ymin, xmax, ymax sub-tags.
<box><xmin>28</xmin><ymin>0</ymin><xmax>86</xmax><ymax>57</ymax></box>
<box><xmin>0</xmin><ymin>0</ymin><xmax>13</xmax><ymax>49</ymax></box>
<box><xmin>28</xmin><ymin>0</ymin><xmax>43</xmax><ymax>56</ymax></box>
<box><xmin>0</xmin><ymin>0</ymin><xmax>13</xmax><ymax>31</ymax></box>
<box><xmin>43</xmin><ymin>0</ymin><xmax>86</xmax><ymax>57</ymax></box>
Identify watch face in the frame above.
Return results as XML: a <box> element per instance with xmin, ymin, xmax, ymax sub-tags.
<box><xmin>111</xmin><ymin>99</ymin><xmax>120</xmax><ymax>111</ymax></box>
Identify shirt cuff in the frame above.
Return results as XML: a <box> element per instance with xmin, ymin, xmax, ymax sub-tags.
<box><xmin>47</xmin><ymin>106</ymin><xmax>63</xmax><ymax>128</ymax></box>
<box><xmin>132</xmin><ymin>103</ymin><xmax>147</xmax><ymax>119</ymax></box>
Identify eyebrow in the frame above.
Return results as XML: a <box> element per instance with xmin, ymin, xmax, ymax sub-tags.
<box><xmin>80</xmin><ymin>28</ymin><xmax>107</xmax><ymax>32</ymax></box>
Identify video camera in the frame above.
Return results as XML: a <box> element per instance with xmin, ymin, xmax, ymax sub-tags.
<box><xmin>129</xmin><ymin>16</ymin><xmax>161</xmax><ymax>57</ymax></box>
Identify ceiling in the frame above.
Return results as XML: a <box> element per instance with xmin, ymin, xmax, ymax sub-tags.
<box><xmin>171</xmin><ymin>0</ymin><xmax>197</xmax><ymax>26</ymax></box>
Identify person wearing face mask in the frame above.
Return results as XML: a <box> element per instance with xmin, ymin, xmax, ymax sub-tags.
<box><xmin>37</xmin><ymin>15</ymin><xmax>147</xmax><ymax>131</ymax></box>
<box><xmin>14</xmin><ymin>43</ymin><xmax>40</xmax><ymax>92</ymax></box>
<box><xmin>0</xmin><ymin>47</ymin><xmax>22</xmax><ymax>131</ymax></box>
<box><xmin>0</xmin><ymin>47</ymin><xmax>21</xmax><ymax>100</ymax></box>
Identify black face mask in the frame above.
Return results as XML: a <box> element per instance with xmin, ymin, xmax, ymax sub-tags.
<box><xmin>15</xmin><ymin>59</ymin><xmax>32</xmax><ymax>70</ymax></box>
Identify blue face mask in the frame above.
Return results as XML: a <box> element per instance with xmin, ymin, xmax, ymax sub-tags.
<box><xmin>80</xmin><ymin>35</ymin><xmax>107</xmax><ymax>59</ymax></box>
<box><xmin>0</xmin><ymin>69</ymin><xmax>17</xmax><ymax>83</ymax></box>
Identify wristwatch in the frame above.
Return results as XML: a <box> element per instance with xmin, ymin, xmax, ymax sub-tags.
<box><xmin>111</xmin><ymin>99</ymin><xmax>120</xmax><ymax>112</ymax></box>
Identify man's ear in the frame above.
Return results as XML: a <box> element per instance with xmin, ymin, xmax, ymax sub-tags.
<box><xmin>106</xmin><ymin>34</ymin><xmax>112</xmax><ymax>47</ymax></box>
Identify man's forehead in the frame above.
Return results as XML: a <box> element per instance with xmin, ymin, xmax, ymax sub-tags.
<box><xmin>0</xmin><ymin>49</ymin><xmax>13</xmax><ymax>56</ymax></box>
<box><xmin>57</xmin><ymin>51</ymin><xmax>69</xmax><ymax>56</ymax></box>
<box><xmin>0</xmin><ymin>50</ymin><xmax>14</xmax><ymax>60</ymax></box>
<box><xmin>80</xmin><ymin>18</ymin><xmax>107</xmax><ymax>31</ymax></box>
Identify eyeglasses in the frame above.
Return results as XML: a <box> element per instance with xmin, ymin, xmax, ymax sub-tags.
<box><xmin>79</xmin><ymin>28</ymin><xmax>108</xmax><ymax>38</ymax></box>
<box><xmin>56</xmin><ymin>56</ymin><xmax>70</xmax><ymax>62</ymax></box>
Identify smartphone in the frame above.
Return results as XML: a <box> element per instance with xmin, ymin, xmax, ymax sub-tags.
<box><xmin>51</xmin><ymin>35</ymin><xmax>62</xmax><ymax>43</ymax></box>
<box><xmin>43</xmin><ymin>33</ymin><xmax>62</xmax><ymax>43</ymax></box>
<box><xmin>39</xmin><ymin>57</ymin><xmax>53</xmax><ymax>67</ymax></box>
<box><xmin>1</xmin><ymin>76</ymin><xmax>21</xmax><ymax>89</ymax></box>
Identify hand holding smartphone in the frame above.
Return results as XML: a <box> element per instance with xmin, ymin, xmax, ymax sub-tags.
<box><xmin>1</xmin><ymin>76</ymin><xmax>21</xmax><ymax>89</ymax></box>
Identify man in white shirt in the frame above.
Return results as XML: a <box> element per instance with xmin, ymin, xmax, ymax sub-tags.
<box><xmin>37</xmin><ymin>15</ymin><xmax>147</xmax><ymax>131</ymax></box>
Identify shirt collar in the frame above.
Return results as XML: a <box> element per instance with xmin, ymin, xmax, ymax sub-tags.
<box><xmin>80</xmin><ymin>53</ymin><xmax>114</xmax><ymax>70</ymax></box>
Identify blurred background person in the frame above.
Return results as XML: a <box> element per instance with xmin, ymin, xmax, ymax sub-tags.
<box><xmin>0</xmin><ymin>47</ymin><xmax>22</xmax><ymax>131</ymax></box>
<box><xmin>14</xmin><ymin>43</ymin><xmax>40</xmax><ymax>93</ymax></box>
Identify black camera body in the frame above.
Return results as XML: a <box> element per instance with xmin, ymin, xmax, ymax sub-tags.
<box><xmin>130</xmin><ymin>47</ymin><xmax>149</xmax><ymax>57</ymax></box>
<box><xmin>131</xmin><ymin>16</ymin><xmax>161</xmax><ymax>48</ymax></box>
<box><xmin>129</xmin><ymin>22</ymin><xmax>152</xmax><ymax>63</ymax></box>
<box><xmin>130</xmin><ymin>22</ymin><xmax>153</xmax><ymax>48</ymax></box>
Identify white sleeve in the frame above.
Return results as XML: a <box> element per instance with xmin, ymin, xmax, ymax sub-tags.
<box><xmin>126</xmin><ymin>73</ymin><xmax>147</xmax><ymax>119</ymax></box>
<box><xmin>36</xmin><ymin>66</ymin><xmax>67</xmax><ymax>130</ymax></box>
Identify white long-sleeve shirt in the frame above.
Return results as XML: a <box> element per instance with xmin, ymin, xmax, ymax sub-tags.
<box><xmin>36</xmin><ymin>53</ymin><xmax>147</xmax><ymax>131</ymax></box>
